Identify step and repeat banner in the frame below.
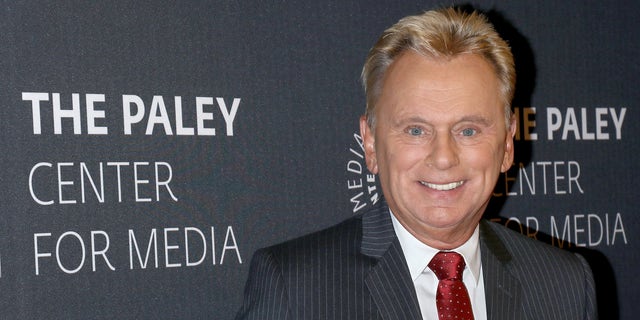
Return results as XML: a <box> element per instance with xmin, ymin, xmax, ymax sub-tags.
<box><xmin>1</xmin><ymin>1</ymin><xmax>637</xmax><ymax>319</ymax></box>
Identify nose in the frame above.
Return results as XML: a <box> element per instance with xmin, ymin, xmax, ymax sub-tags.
<box><xmin>426</xmin><ymin>133</ymin><xmax>459</xmax><ymax>170</ymax></box>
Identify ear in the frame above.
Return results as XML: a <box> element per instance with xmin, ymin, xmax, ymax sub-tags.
<box><xmin>500</xmin><ymin>114</ymin><xmax>517</xmax><ymax>173</ymax></box>
<box><xmin>359</xmin><ymin>115</ymin><xmax>378</xmax><ymax>174</ymax></box>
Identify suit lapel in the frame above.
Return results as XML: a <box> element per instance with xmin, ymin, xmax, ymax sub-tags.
<box><xmin>480</xmin><ymin>221</ymin><xmax>526</xmax><ymax>320</ymax></box>
<box><xmin>360</xmin><ymin>201</ymin><xmax>423</xmax><ymax>320</ymax></box>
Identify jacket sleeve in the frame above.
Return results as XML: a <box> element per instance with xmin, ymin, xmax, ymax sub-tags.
<box><xmin>235</xmin><ymin>248</ymin><xmax>290</xmax><ymax>320</ymax></box>
<box><xmin>575</xmin><ymin>253</ymin><xmax>598</xmax><ymax>320</ymax></box>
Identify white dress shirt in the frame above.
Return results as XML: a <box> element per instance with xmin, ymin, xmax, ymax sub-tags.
<box><xmin>390</xmin><ymin>211</ymin><xmax>487</xmax><ymax>320</ymax></box>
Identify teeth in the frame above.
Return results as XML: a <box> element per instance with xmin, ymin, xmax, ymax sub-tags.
<box><xmin>421</xmin><ymin>181</ymin><xmax>464</xmax><ymax>191</ymax></box>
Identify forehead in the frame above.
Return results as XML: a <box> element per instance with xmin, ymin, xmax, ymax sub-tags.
<box><xmin>376</xmin><ymin>51</ymin><xmax>502</xmax><ymax>121</ymax></box>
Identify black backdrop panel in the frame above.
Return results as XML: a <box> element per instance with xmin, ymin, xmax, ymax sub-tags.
<box><xmin>1</xmin><ymin>1</ymin><xmax>637</xmax><ymax>319</ymax></box>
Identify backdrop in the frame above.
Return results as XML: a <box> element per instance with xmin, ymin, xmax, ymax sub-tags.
<box><xmin>1</xmin><ymin>1</ymin><xmax>637</xmax><ymax>319</ymax></box>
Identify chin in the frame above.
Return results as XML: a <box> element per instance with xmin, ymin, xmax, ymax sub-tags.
<box><xmin>418</xmin><ymin>210</ymin><xmax>466</xmax><ymax>228</ymax></box>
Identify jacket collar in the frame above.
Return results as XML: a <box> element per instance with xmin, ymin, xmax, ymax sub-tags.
<box><xmin>360</xmin><ymin>199</ymin><xmax>397</xmax><ymax>258</ymax></box>
<box><xmin>480</xmin><ymin>220</ymin><xmax>525</xmax><ymax>320</ymax></box>
<box><xmin>360</xmin><ymin>200</ymin><xmax>423</xmax><ymax>319</ymax></box>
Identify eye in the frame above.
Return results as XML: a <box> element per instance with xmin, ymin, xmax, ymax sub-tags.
<box><xmin>461</xmin><ymin>128</ymin><xmax>477</xmax><ymax>137</ymax></box>
<box><xmin>408</xmin><ymin>127</ymin><xmax>423</xmax><ymax>136</ymax></box>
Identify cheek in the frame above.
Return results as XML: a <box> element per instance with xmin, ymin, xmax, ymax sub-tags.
<box><xmin>386</xmin><ymin>145</ymin><xmax>426</xmax><ymax>170</ymax></box>
<box><xmin>463</xmin><ymin>143</ymin><xmax>503</xmax><ymax>172</ymax></box>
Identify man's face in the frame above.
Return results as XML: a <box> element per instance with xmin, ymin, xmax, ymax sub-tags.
<box><xmin>360</xmin><ymin>51</ymin><xmax>515</xmax><ymax>248</ymax></box>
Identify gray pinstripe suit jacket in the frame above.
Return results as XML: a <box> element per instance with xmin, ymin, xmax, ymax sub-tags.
<box><xmin>236</xmin><ymin>201</ymin><xmax>598</xmax><ymax>319</ymax></box>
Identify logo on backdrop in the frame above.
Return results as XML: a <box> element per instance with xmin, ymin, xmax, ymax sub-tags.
<box><xmin>345</xmin><ymin>132</ymin><xmax>380</xmax><ymax>213</ymax></box>
<box><xmin>16</xmin><ymin>91</ymin><xmax>245</xmax><ymax>277</ymax></box>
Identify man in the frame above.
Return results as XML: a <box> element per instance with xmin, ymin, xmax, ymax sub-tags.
<box><xmin>236</xmin><ymin>7</ymin><xmax>597</xmax><ymax>320</ymax></box>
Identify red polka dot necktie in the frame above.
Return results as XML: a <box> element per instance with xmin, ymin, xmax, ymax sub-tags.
<box><xmin>428</xmin><ymin>251</ymin><xmax>475</xmax><ymax>320</ymax></box>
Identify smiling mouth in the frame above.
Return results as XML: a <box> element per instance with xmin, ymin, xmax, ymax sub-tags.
<box><xmin>420</xmin><ymin>180</ymin><xmax>465</xmax><ymax>191</ymax></box>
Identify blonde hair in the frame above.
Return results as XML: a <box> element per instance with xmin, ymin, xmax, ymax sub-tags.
<box><xmin>362</xmin><ymin>7</ymin><xmax>515</xmax><ymax>129</ymax></box>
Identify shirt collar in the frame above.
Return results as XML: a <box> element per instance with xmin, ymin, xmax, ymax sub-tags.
<box><xmin>389</xmin><ymin>210</ymin><xmax>482</xmax><ymax>285</ymax></box>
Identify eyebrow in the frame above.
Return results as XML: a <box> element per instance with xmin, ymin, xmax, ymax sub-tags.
<box><xmin>456</xmin><ymin>115</ymin><xmax>494</xmax><ymax>126</ymax></box>
<box><xmin>395</xmin><ymin>115</ymin><xmax>494</xmax><ymax>127</ymax></box>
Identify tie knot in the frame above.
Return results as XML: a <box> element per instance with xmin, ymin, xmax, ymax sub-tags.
<box><xmin>428</xmin><ymin>251</ymin><xmax>465</xmax><ymax>281</ymax></box>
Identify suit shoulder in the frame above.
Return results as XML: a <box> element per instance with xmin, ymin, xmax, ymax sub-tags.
<box><xmin>481</xmin><ymin>221</ymin><xmax>597</xmax><ymax>318</ymax></box>
<box><xmin>259</xmin><ymin>214</ymin><xmax>365</xmax><ymax>264</ymax></box>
